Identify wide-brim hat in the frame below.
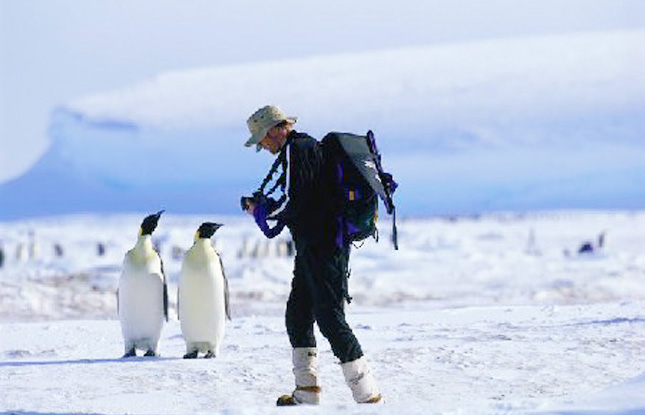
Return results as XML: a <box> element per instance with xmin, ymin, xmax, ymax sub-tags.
<box><xmin>245</xmin><ymin>105</ymin><xmax>297</xmax><ymax>151</ymax></box>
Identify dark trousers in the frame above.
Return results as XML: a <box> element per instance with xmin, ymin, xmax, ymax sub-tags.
<box><xmin>285</xmin><ymin>240</ymin><xmax>363</xmax><ymax>363</ymax></box>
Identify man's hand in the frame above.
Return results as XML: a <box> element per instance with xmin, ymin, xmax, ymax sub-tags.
<box><xmin>245</xmin><ymin>201</ymin><xmax>256</xmax><ymax>215</ymax></box>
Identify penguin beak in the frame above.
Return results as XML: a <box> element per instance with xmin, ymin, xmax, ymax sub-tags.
<box><xmin>209</xmin><ymin>223</ymin><xmax>224</xmax><ymax>238</ymax></box>
<box><xmin>196</xmin><ymin>222</ymin><xmax>224</xmax><ymax>239</ymax></box>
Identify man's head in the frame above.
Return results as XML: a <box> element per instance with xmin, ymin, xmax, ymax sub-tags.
<box><xmin>245</xmin><ymin>105</ymin><xmax>296</xmax><ymax>154</ymax></box>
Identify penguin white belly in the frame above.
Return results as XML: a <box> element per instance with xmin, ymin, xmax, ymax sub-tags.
<box><xmin>179</xmin><ymin>264</ymin><xmax>226</xmax><ymax>349</ymax></box>
<box><xmin>118</xmin><ymin>270</ymin><xmax>165</xmax><ymax>349</ymax></box>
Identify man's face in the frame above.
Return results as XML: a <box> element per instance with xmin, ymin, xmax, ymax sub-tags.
<box><xmin>258</xmin><ymin>126</ymin><xmax>284</xmax><ymax>154</ymax></box>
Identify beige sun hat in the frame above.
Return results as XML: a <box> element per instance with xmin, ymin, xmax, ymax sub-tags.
<box><xmin>245</xmin><ymin>105</ymin><xmax>297</xmax><ymax>150</ymax></box>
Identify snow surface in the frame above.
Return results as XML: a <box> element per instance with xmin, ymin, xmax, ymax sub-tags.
<box><xmin>1</xmin><ymin>211</ymin><xmax>644</xmax><ymax>414</ymax></box>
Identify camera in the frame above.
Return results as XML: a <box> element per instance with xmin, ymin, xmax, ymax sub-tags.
<box><xmin>240</xmin><ymin>192</ymin><xmax>269</xmax><ymax>212</ymax></box>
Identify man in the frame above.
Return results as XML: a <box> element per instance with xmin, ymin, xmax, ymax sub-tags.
<box><xmin>243</xmin><ymin>105</ymin><xmax>382</xmax><ymax>405</ymax></box>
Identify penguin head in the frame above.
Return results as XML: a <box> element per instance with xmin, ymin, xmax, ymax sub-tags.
<box><xmin>140</xmin><ymin>210</ymin><xmax>164</xmax><ymax>236</ymax></box>
<box><xmin>196</xmin><ymin>222</ymin><xmax>224</xmax><ymax>239</ymax></box>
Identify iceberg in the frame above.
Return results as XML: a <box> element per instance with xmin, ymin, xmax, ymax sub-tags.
<box><xmin>1</xmin><ymin>29</ymin><xmax>644</xmax><ymax>219</ymax></box>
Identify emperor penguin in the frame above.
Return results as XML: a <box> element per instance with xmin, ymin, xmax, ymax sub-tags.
<box><xmin>117</xmin><ymin>211</ymin><xmax>168</xmax><ymax>358</ymax></box>
<box><xmin>178</xmin><ymin>222</ymin><xmax>230</xmax><ymax>359</ymax></box>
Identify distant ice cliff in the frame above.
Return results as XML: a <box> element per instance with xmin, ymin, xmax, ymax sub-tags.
<box><xmin>2</xmin><ymin>30</ymin><xmax>644</xmax><ymax>219</ymax></box>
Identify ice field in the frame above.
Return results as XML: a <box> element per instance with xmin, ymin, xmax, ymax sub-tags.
<box><xmin>1</xmin><ymin>211</ymin><xmax>644</xmax><ymax>414</ymax></box>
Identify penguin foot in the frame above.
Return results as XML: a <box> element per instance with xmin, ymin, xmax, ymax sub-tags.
<box><xmin>204</xmin><ymin>350</ymin><xmax>216</xmax><ymax>359</ymax></box>
<box><xmin>144</xmin><ymin>349</ymin><xmax>158</xmax><ymax>357</ymax></box>
<box><xmin>183</xmin><ymin>350</ymin><xmax>199</xmax><ymax>359</ymax></box>
<box><xmin>122</xmin><ymin>348</ymin><xmax>137</xmax><ymax>358</ymax></box>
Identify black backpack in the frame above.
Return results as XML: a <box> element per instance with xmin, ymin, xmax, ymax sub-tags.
<box><xmin>321</xmin><ymin>130</ymin><xmax>398</xmax><ymax>249</ymax></box>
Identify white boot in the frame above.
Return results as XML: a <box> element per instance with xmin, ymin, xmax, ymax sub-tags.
<box><xmin>276</xmin><ymin>347</ymin><xmax>321</xmax><ymax>406</ymax></box>
<box><xmin>341</xmin><ymin>356</ymin><xmax>382</xmax><ymax>403</ymax></box>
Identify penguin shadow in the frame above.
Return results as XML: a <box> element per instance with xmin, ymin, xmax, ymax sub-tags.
<box><xmin>0</xmin><ymin>356</ymin><xmax>181</xmax><ymax>368</ymax></box>
<box><xmin>0</xmin><ymin>412</ymin><xmax>107</xmax><ymax>415</ymax></box>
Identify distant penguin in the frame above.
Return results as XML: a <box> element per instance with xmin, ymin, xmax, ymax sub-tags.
<box><xmin>178</xmin><ymin>222</ymin><xmax>230</xmax><ymax>359</ymax></box>
<box><xmin>285</xmin><ymin>240</ymin><xmax>295</xmax><ymax>257</ymax></box>
<box><xmin>577</xmin><ymin>232</ymin><xmax>606</xmax><ymax>255</ymax></box>
<box><xmin>97</xmin><ymin>242</ymin><xmax>106</xmax><ymax>257</ymax></box>
<box><xmin>53</xmin><ymin>243</ymin><xmax>64</xmax><ymax>258</ymax></box>
<box><xmin>525</xmin><ymin>228</ymin><xmax>541</xmax><ymax>256</ymax></box>
<box><xmin>276</xmin><ymin>239</ymin><xmax>288</xmax><ymax>257</ymax></box>
<box><xmin>28</xmin><ymin>241</ymin><xmax>39</xmax><ymax>261</ymax></box>
<box><xmin>237</xmin><ymin>237</ymin><xmax>250</xmax><ymax>259</ymax></box>
<box><xmin>598</xmin><ymin>232</ymin><xmax>606</xmax><ymax>249</ymax></box>
<box><xmin>15</xmin><ymin>243</ymin><xmax>27</xmax><ymax>263</ymax></box>
<box><xmin>117</xmin><ymin>211</ymin><xmax>168</xmax><ymax>358</ymax></box>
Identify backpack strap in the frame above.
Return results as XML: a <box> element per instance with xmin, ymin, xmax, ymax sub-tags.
<box><xmin>257</xmin><ymin>145</ymin><xmax>288</xmax><ymax>197</ymax></box>
<box><xmin>366</xmin><ymin>131</ymin><xmax>399</xmax><ymax>250</ymax></box>
<box><xmin>391</xmin><ymin>206</ymin><xmax>398</xmax><ymax>250</ymax></box>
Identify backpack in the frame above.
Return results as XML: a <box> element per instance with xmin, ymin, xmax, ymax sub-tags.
<box><xmin>321</xmin><ymin>130</ymin><xmax>398</xmax><ymax>250</ymax></box>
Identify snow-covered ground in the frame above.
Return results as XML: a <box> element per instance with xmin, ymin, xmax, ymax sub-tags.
<box><xmin>3</xmin><ymin>3</ymin><xmax>644</xmax><ymax>412</ymax></box>
<box><xmin>1</xmin><ymin>211</ymin><xmax>644</xmax><ymax>414</ymax></box>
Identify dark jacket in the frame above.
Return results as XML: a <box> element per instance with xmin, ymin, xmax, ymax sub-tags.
<box><xmin>267</xmin><ymin>130</ymin><xmax>336</xmax><ymax>247</ymax></box>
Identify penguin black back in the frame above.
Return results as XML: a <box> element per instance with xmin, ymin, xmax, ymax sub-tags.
<box><xmin>197</xmin><ymin>222</ymin><xmax>223</xmax><ymax>239</ymax></box>
<box><xmin>141</xmin><ymin>210</ymin><xmax>165</xmax><ymax>235</ymax></box>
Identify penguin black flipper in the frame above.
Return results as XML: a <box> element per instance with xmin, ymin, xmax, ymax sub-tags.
<box><xmin>157</xmin><ymin>251</ymin><xmax>168</xmax><ymax>323</ymax></box>
<box><xmin>160</xmin><ymin>255</ymin><xmax>169</xmax><ymax>322</ymax></box>
<box><xmin>219</xmin><ymin>256</ymin><xmax>232</xmax><ymax>321</ymax></box>
<box><xmin>224</xmin><ymin>276</ymin><xmax>231</xmax><ymax>321</ymax></box>
<box><xmin>163</xmin><ymin>281</ymin><xmax>169</xmax><ymax>322</ymax></box>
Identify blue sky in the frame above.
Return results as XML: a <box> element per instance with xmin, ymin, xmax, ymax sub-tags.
<box><xmin>2</xmin><ymin>0</ymin><xmax>644</xmax><ymax>183</ymax></box>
